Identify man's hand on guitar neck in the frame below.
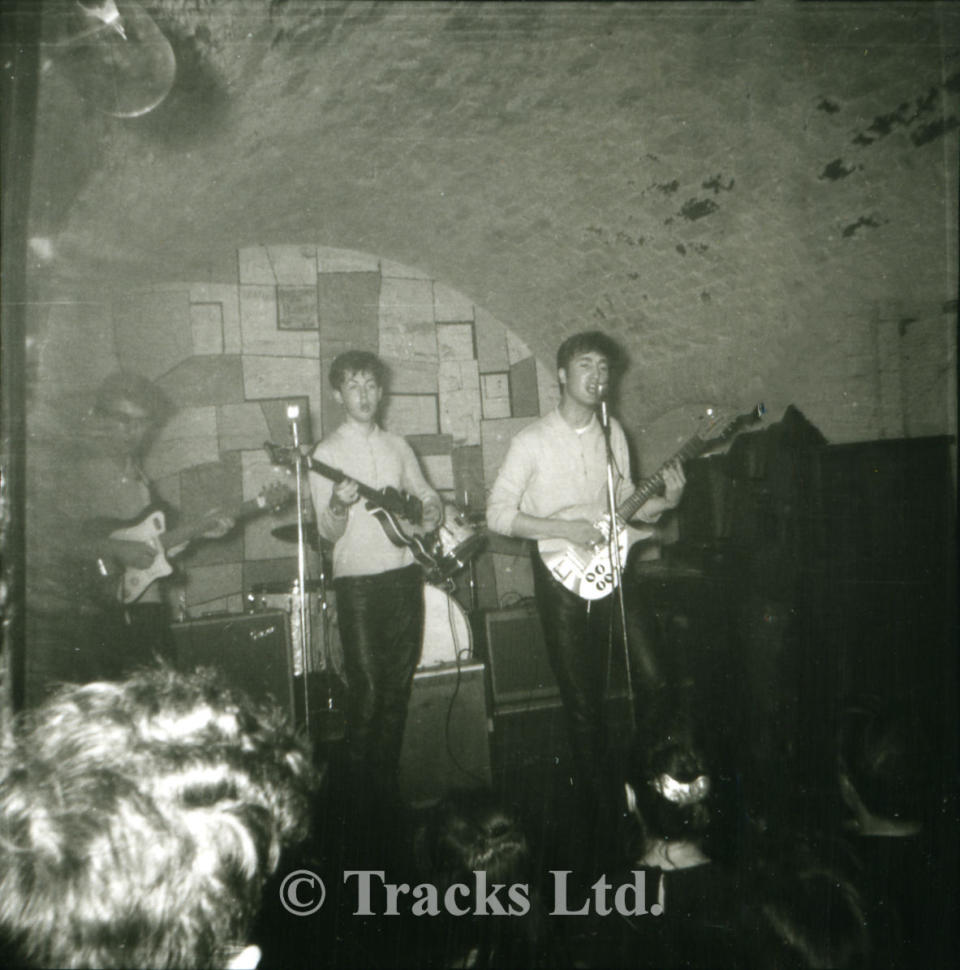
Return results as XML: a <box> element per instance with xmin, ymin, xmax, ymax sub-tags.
<box><xmin>637</xmin><ymin>460</ymin><xmax>687</xmax><ymax>523</ymax></box>
<box><xmin>330</xmin><ymin>477</ymin><xmax>360</xmax><ymax>518</ymax></box>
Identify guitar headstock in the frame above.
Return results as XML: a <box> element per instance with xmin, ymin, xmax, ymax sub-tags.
<box><xmin>700</xmin><ymin>403</ymin><xmax>765</xmax><ymax>444</ymax></box>
<box><xmin>264</xmin><ymin>441</ymin><xmax>298</xmax><ymax>468</ymax></box>
<box><xmin>258</xmin><ymin>481</ymin><xmax>296</xmax><ymax>512</ymax></box>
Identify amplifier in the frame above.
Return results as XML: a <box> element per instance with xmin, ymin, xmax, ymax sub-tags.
<box><xmin>483</xmin><ymin>602</ymin><xmax>629</xmax><ymax>714</ymax></box>
<box><xmin>483</xmin><ymin>602</ymin><xmax>559</xmax><ymax>711</ymax></box>
<box><xmin>399</xmin><ymin>662</ymin><xmax>491</xmax><ymax>807</ymax></box>
<box><xmin>171</xmin><ymin>611</ymin><xmax>295</xmax><ymax>722</ymax></box>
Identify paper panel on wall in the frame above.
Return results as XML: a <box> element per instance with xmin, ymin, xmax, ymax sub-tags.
<box><xmin>317</xmin><ymin>271</ymin><xmax>381</xmax><ymax>358</ymax></box>
<box><xmin>379</xmin><ymin>277</ymin><xmax>438</xmax><ymax>361</ymax></box>
<box><xmin>382</xmin><ymin>394</ymin><xmax>440</xmax><ymax>436</ymax></box>
<box><xmin>239</xmin><ymin>285</ymin><xmax>319</xmax><ymax>357</ymax></box>
<box><xmin>156</xmin><ymin>356</ymin><xmax>245</xmax><ymax>408</ymax></box>
<box><xmin>190</xmin><ymin>302</ymin><xmax>225</xmax><ymax>354</ymax></box>
<box><xmin>475</xmin><ymin>307</ymin><xmax>509</xmax><ymax>374</ymax></box>
<box><xmin>242</xmin><ymin>355</ymin><xmax>322</xmax><ymax>427</ymax></box>
<box><xmin>190</xmin><ymin>283</ymin><xmax>241</xmax><ymax>354</ymax></box>
<box><xmin>437</xmin><ymin>322</ymin><xmax>476</xmax><ymax>361</ymax></box>
<box><xmin>438</xmin><ymin>360</ymin><xmax>481</xmax><ymax>446</ymax></box>
<box><xmin>481</xmin><ymin>373</ymin><xmax>511</xmax><ymax>420</ymax></box>
<box><xmin>238</xmin><ymin>245</ymin><xmax>317</xmax><ymax>286</ymax></box>
<box><xmin>433</xmin><ymin>281</ymin><xmax>475</xmax><ymax>323</ymax></box>
<box><xmin>277</xmin><ymin>286</ymin><xmax>319</xmax><ymax>330</ymax></box>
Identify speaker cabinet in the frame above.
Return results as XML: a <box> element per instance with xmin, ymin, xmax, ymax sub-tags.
<box><xmin>484</xmin><ymin>603</ymin><xmax>559</xmax><ymax>711</ymax></box>
<box><xmin>399</xmin><ymin>662</ymin><xmax>491</xmax><ymax>806</ymax></box>
<box><xmin>171</xmin><ymin>611</ymin><xmax>294</xmax><ymax>722</ymax></box>
<box><xmin>483</xmin><ymin>602</ymin><xmax>628</xmax><ymax>713</ymax></box>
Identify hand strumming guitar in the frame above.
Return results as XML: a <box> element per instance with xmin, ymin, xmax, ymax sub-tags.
<box><xmin>421</xmin><ymin>496</ymin><xmax>444</xmax><ymax>532</ymax></box>
<box><xmin>562</xmin><ymin>519</ymin><xmax>607</xmax><ymax>549</ymax></box>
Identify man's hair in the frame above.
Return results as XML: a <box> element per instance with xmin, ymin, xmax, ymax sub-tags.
<box><xmin>556</xmin><ymin>331</ymin><xmax>623</xmax><ymax>374</ymax></box>
<box><xmin>93</xmin><ymin>370</ymin><xmax>174</xmax><ymax>426</ymax></box>
<box><xmin>413</xmin><ymin>788</ymin><xmax>530</xmax><ymax>891</ymax></box>
<box><xmin>0</xmin><ymin>667</ymin><xmax>315</xmax><ymax>969</ymax></box>
<box><xmin>627</xmin><ymin>725</ymin><xmax>712</xmax><ymax>846</ymax></box>
<box><xmin>328</xmin><ymin>351</ymin><xmax>386</xmax><ymax>391</ymax></box>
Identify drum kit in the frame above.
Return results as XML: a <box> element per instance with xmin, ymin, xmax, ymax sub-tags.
<box><xmin>247</xmin><ymin>489</ymin><xmax>487</xmax><ymax>731</ymax></box>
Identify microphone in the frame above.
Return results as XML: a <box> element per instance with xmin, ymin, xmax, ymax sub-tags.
<box><xmin>597</xmin><ymin>384</ymin><xmax>609</xmax><ymax>428</ymax></box>
<box><xmin>286</xmin><ymin>403</ymin><xmax>301</xmax><ymax>448</ymax></box>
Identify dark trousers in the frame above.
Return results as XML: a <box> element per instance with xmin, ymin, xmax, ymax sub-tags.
<box><xmin>532</xmin><ymin>554</ymin><xmax>619</xmax><ymax>795</ymax></box>
<box><xmin>334</xmin><ymin>564</ymin><xmax>424</xmax><ymax>794</ymax></box>
<box><xmin>531</xmin><ymin>553</ymin><xmax>667</xmax><ymax>778</ymax></box>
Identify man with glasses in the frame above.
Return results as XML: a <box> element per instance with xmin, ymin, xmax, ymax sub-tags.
<box><xmin>25</xmin><ymin>371</ymin><xmax>230</xmax><ymax>701</ymax></box>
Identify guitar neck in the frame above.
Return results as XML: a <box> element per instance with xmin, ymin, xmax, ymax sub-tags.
<box><xmin>617</xmin><ymin>435</ymin><xmax>708</xmax><ymax>522</ymax></box>
<box><xmin>306</xmin><ymin>457</ymin><xmax>384</xmax><ymax>507</ymax></box>
<box><xmin>159</xmin><ymin>495</ymin><xmax>264</xmax><ymax>552</ymax></box>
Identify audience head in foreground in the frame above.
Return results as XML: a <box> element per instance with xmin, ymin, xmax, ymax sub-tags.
<box><xmin>0</xmin><ymin>667</ymin><xmax>314</xmax><ymax>969</ymax></box>
<box><xmin>624</xmin><ymin>725</ymin><xmax>714</xmax><ymax>865</ymax></box>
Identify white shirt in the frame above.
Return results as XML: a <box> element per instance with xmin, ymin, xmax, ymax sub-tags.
<box><xmin>309</xmin><ymin>422</ymin><xmax>440</xmax><ymax>578</ymax></box>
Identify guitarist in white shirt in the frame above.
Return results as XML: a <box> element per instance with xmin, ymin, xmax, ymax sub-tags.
<box><xmin>308</xmin><ymin>351</ymin><xmax>443</xmax><ymax>814</ymax></box>
<box><xmin>486</xmin><ymin>331</ymin><xmax>685</xmax><ymax>872</ymax></box>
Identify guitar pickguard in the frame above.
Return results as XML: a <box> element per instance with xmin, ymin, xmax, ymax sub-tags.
<box><xmin>112</xmin><ymin>510</ymin><xmax>175</xmax><ymax>604</ymax></box>
<box><xmin>539</xmin><ymin>522</ymin><xmax>647</xmax><ymax>600</ymax></box>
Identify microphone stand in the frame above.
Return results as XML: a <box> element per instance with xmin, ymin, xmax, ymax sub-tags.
<box><xmin>599</xmin><ymin>395</ymin><xmax>636</xmax><ymax>734</ymax></box>
<box><xmin>287</xmin><ymin>407</ymin><xmax>311</xmax><ymax>739</ymax></box>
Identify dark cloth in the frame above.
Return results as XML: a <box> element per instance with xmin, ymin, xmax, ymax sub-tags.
<box><xmin>25</xmin><ymin>603</ymin><xmax>175</xmax><ymax>706</ymax></box>
<box><xmin>334</xmin><ymin>563</ymin><xmax>424</xmax><ymax>794</ymax></box>
<box><xmin>572</xmin><ymin>863</ymin><xmax>745</xmax><ymax>969</ymax></box>
<box><xmin>841</xmin><ymin>832</ymin><xmax>950</xmax><ymax>969</ymax></box>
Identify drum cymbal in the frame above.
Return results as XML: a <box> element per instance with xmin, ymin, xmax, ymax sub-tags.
<box><xmin>271</xmin><ymin>523</ymin><xmax>326</xmax><ymax>549</ymax></box>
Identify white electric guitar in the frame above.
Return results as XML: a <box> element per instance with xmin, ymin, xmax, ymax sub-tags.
<box><xmin>98</xmin><ymin>482</ymin><xmax>294</xmax><ymax>604</ymax></box>
<box><xmin>538</xmin><ymin>404</ymin><xmax>765</xmax><ymax>600</ymax></box>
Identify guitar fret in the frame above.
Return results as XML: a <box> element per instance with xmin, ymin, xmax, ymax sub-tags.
<box><xmin>540</xmin><ymin>406</ymin><xmax>762</xmax><ymax>601</ymax></box>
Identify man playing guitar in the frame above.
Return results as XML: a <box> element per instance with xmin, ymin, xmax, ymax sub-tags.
<box><xmin>308</xmin><ymin>351</ymin><xmax>443</xmax><ymax>811</ymax></box>
<box><xmin>26</xmin><ymin>372</ymin><xmax>234</xmax><ymax>700</ymax></box>
<box><xmin>486</xmin><ymin>332</ymin><xmax>685</xmax><ymax>872</ymax></box>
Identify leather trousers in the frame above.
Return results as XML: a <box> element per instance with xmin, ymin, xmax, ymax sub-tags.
<box><xmin>334</xmin><ymin>564</ymin><xmax>424</xmax><ymax>792</ymax></box>
<box><xmin>532</xmin><ymin>554</ymin><xmax>617</xmax><ymax>796</ymax></box>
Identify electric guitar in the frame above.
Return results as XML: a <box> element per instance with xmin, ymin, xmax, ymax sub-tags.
<box><xmin>538</xmin><ymin>404</ymin><xmax>766</xmax><ymax>600</ymax></box>
<box><xmin>98</xmin><ymin>482</ymin><xmax>294</xmax><ymax>604</ymax></box>
<box><xmin>263</xmin><ymin>442</ymin><xmax>446</xmax><ymax>579</ymax></box>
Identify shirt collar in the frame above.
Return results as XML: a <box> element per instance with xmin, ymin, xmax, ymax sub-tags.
<box><xmin>336</xmin><ymin>420</ymin><xmax>381</xmax><ymax>440</ymax></box>
<box><xmin>551</xmin><ymin>407</ymin><xmax>598</xmax><ymax>436</ymax></box>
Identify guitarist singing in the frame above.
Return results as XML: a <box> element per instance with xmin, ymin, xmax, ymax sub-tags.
<box><xmin>308</xmin><ymin>351</ymin><xmax>443</xmax><ymax>812</ymax></box>
<box><xmin>486</xmin><ymin>331</ymin><xmax>685</xmax><ymax>873</ymax></box>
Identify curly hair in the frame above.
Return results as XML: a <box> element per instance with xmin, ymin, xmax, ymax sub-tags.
<box><xmin>0</xmin><ymin>667</ymin><xmax>315</xmax><ymax>969</ymax></box>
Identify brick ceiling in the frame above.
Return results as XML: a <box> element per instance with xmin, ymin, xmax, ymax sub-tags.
<box><xmin>20</xmin><ymin>0</ymin><xmax>960</xmax><ymax>434</ymax></box>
